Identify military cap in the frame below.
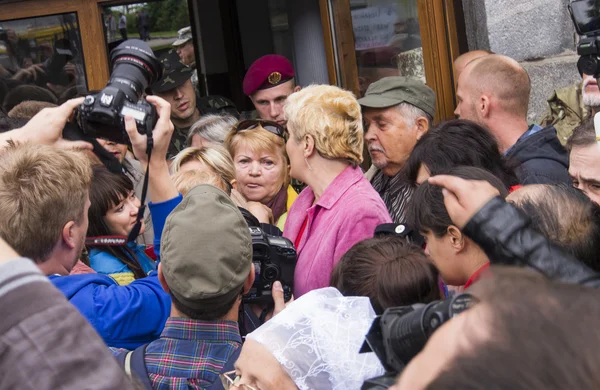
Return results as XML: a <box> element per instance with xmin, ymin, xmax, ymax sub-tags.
<box><xmin>243</xmin><ymin>54</ymin><xmax>295</xmax><ymax>96</ymax></box>
<box><xmin>160</xmin><ymin>185</ymin><xmax>252</xmax><ymax>312</ymax></box>
<box><xmin>358</xmin><ymin>76</ymin><xmax>436</xmax><ymax>118</ymax></box>
<box><xmin>151</xmin><ymin>49</ymin><xmax>193</xmax><ymax>93</ymax></box>
<box><xmin>172</xmin><ymin>26</ymin><xmax>192</xmax><ymax>47</ymax></box>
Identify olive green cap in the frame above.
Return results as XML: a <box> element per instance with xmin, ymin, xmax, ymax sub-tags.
<box><xmin>358</xmin><ymin>76</ymin><xmax>436</xmax><ymax>118</ymax></box>
<box><xmin>160</xmin><ymin>185</ymin><xmax>252</xmax><ymax>311</ymax></box>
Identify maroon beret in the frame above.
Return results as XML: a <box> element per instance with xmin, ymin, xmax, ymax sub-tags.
<box><xmin>243</xmin><ymin>54</ymin><xmax>295</xmax><ymax>96</ymax></box>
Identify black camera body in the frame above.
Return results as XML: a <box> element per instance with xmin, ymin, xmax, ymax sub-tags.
<box><xmin>360</xmin><ymin>293</ymin><xmax>477</xmax><ymax>389</ymax></box>
<box><xmin>243</xmin><ymin>226</ymin><xmax>296</xmax><ymax>305</ymax></box>
<box><xmin>76</xmin><ymin>39</ymin><xmax>162</xmax><ymax>145</ymax></box>
<box><xmin>569</xmin><ymin>0</ymin><xmax>600</xmax><ymax>77</ymax></box>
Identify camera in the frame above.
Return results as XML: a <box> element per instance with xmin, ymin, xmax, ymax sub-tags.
<box><xmin>569</xmin><ymin>1</ymin><xmax>600</xmax><ymax>77</ymax></box>
<box><xmin>243</xmin><ymin>226</ymin><xmax>296</xmax><ymax>305</ymax></box>
<box><xmin>76</xmin><ymin>39</ymin><xmax>162</xmax><ymax>145</ymax></box>
<box><xmin>360</xmin><ymin>293</ymin><xmax>478</xmax><ymax>389</ymax></box>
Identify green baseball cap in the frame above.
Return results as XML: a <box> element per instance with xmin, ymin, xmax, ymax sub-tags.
<box><xmin>358</xmin><ymin>76</ymin><xmax>436</xmax><ymax>118</ymax></box>
<box><xmin>151</xmin><ymin>49</ymin><xmax>193</xmax><ymax>93</ymax></box>
<box><xmin>160</xmin><ymin>185</ymin><xmax>252</xmax><ymax>312</ymax></box>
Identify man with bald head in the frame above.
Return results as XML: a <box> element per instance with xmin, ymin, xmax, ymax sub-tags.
<box><xmin>455</xmin><ymin>54</ymin><xmax>570</xmax><ymax>185</ymax></box>
<box><xmin>453</xmin><ymin>50</ymin><xmax>492</xmax><ymax>82</ymax></box>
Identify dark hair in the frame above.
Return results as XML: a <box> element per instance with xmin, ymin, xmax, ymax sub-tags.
<box><xmin>511</xmin><ymin>185</ymin><xmax>600</xmax><ymax>272</ymax></box>
<box><xmin>169</xmin><ymin>289</ymin><xmax>241</xmax><ymax>321</ymax></box>
<box><xmin>567</xmin><ymin>117</ymin><xmax>595</xmax><ymax>152</ymax></box>
<box><xmin>427</xmin><ymin>267</ymin><xmax>600</xmax><ymax>390</ymax></box>
<box><xmin>330</xmin><ymin>236</ymin><xmax>440</xmax><ymax>314</ymax></box>
<box><xmin>404</xmin><ymin>119</ymin><xmax>518</xmax><ymax>188</ymax></box>
<box><xmin>3</xmin><ymin>85</ymin><xmax>58</xmax><ymax>112</ymax></box>
<box><xmin>87</xmin><ymin>165</ymin><xmax>146</xmax><ymax>279</ymax></box>
<box><xmin>406</xmin><ymin>166</ymin><xmax>509</xmax><ymax>237</ymax></box>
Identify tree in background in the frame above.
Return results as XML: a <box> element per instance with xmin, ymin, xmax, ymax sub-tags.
<box><xmin>147</xmin><ymin>0</ymin><xmax>190</xmax><ymax>33</ymax></box>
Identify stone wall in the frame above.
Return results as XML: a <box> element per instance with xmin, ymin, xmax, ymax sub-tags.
<box><xmin>461</xmin><ymin>0</ymin><xmax>580</xmax><ymax>122</ymax></box>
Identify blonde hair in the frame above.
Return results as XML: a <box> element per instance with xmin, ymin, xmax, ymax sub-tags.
<box><xmin>283</xmin><ymin>84</ymin><xmax>364</xmax><ymax>166</ymax></box>
<box><xmin>170</xmin><ymin>145</ymin><xmax>236</xmax><ymax>189</ymax></box>
<box><xmin>0</xmin><ymin>143</ymin><xmax>91</xmax><ymax>263</ymax></box>
<box><xmin>173</xmin><ymin>169</ymin><xmax>230</xmax><ymax>195</ymax></box>
<box><xmin>224</xmin><ymin>124</ymin><xmax>290</xmax><ymax>188</ymax></box>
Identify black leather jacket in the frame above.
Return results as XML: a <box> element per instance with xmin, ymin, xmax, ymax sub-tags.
<box><xmin>463</xmin><ymin>197</ymin><xmax>600</xmax><ymax>287</ymax></box>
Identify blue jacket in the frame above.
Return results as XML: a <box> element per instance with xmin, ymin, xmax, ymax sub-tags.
<box><xmin>89</xmin><ymin>242</ymin><xmax>156</xmax><ymax>285</ymax></box>
<box><xmin>50</xmin><ymin>195</ymin><xmax>183</xmax><ymax>349</ymax></box>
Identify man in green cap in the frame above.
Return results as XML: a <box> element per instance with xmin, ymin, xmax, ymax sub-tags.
<box><xmin>358</xmin><ymin>76</ymin><xmax>436</xmax><ymax>223</ymax></box>
<box><xmin>151</xmin><ymin>49</ymin><xmax>238</xmax><ymax>158</ymax></box>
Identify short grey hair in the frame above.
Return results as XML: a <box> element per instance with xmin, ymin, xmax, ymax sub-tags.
<box><xmin>186</xmin><ymin>114</ymin><xmax>238</xmax><ymax>146</ymax></box>
<box><xmin>395</xmin><ymin>102</ymin><xmax>433</xmax><ymax>129</ymax></box>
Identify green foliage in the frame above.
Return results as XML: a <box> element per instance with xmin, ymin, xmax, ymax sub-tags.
<box><xmin>147</xmin><ymin>0</ymin><xmax>191</xmax><ymax>33</ymax></box>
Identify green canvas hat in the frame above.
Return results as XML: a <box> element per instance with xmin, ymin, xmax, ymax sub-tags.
<box><xmin>358</xmin><ymin>76</ymin><xmax>436</xmax><ymax>118</ymax></box>
<box><xmin>151</xmin><ymin>49</ymin><xmax>193</xmax><ymax>93</ymax></box>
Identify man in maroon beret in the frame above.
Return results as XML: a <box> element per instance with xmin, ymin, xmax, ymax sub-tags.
<box><xmin>242</xmin><ymin>54</ymin><xmax>300</xmax><ymax>125</ymax></box>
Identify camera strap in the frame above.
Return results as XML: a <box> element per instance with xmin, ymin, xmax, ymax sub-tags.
<box><xmin>127</xmin><ymin>135</ymin><xmax>153</xmax><ymax>243</ymax></box>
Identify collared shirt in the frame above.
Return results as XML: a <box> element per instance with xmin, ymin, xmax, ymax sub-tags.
<box><xmin>114</xmin><ymin>317</ymin><xmax>242</xmax><ymax>389</ymax></box>
<box><xmin>370</xmin><ymin>168</ymin><xmax>414</xmax><ymax>224</ymax></box>
<box><xmin>284</xmin><ymin>165</ymin><xmax>392</xmax><ymax>298</ymax></box>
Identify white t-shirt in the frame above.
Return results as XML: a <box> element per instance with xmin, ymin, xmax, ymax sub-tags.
<box><xmin>118</xmin><ymin>15</ymin><xmax>127</xmax><ymax>29</ymax></box>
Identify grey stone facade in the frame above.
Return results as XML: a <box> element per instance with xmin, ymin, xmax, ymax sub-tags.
<box><xmin>462</xmin><ymin>0</ymin><xmax>580</xmax><ymax>121</ymax></box>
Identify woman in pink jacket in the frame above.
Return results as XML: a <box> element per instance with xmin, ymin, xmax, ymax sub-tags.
<box><xmin>283</xmin><ymin>84</ymin><xmax>392</xmax><ymax>297</ymax></box>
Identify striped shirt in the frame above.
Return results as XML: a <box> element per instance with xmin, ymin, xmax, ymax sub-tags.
<box><xmin>112</xmin><ymin>317</ymin><xmax>242</xmax><ymax>389</ymax></box>
<box><xmin>371</xmin><ymin>169</ymin><xmax>414</xmax><ymax>224</ymax></box>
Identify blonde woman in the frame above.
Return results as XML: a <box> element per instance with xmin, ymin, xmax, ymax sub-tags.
<box><xmin>225</xmin><ymin>120</ymin><xmax>298</xmax><ymax>230</ymax></box>
<box><xmin>282</xmin><ymin>84</ymin><xmax>391</xmax><ymax>298</ymax></box>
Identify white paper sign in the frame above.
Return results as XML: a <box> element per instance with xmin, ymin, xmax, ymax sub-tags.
<box><xmin>351</xmin><ymin>6</ymin><xmax>398</xmax><ymax>50</ymax></box>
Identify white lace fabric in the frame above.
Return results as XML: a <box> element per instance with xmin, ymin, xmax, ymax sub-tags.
<box><xmin>247</xmin><ymin>287</ymin><xmax>385</xmax><ymax>389</ymax></box>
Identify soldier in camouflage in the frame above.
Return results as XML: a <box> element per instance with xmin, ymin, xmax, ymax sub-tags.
<box><xmin>539</xmin><ymin>72</ymin><xmax>600</xmax><ymax>146</ymax></box>
<box><xmin>151</xmin><ymin>49</ymin><xmax>238</xmax><ymax>158</ymax></box>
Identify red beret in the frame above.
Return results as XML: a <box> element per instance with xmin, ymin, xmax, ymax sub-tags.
<box><xmin>243</xmin><ymin>54</ymin><xmax>295</xmax><ymax>96</ymax></box>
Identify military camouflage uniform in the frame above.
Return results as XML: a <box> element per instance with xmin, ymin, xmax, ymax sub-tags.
<box><xmin>539</xmin><ymin>83</ymin><xmax>589</xmax><ymax>146</ymax></box>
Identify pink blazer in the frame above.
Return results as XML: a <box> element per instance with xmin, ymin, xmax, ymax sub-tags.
<box><xmin>284</xmin><ymin>165</ymin><xmax>392</xmax><ymax>297</ymax></box>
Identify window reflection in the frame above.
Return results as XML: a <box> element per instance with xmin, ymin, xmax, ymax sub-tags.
<box><xmin>0</xmin><ymin>13</ymin><xmax>87</xmax><ymax>114</ymax></box>
<box><xmin>351</xmin><ymin>0</ymin><xmax>424</xmax><ymax>97</ymax></box>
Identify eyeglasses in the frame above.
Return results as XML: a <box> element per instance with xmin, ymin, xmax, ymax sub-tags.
<box><xmin>234</xmin><ymin>119</ymin><xmax>287</xmax><ymax>140</ymax></box>
<box><xmin>220</xmin><ymin>370</ymin><xmax>258</xmax><ymax>390</ymax></box>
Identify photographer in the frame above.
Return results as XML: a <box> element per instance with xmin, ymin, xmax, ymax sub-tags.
<box><xmin>392</xmin><ymin>267</ymin><xmax>600</xmax><ymax>390</ymax></box>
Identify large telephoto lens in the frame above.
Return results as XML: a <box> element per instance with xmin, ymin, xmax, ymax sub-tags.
<box><xmin>108</xmin><ymin>39</ymin><xmax>162</xmax><ymax>102</ymax></box>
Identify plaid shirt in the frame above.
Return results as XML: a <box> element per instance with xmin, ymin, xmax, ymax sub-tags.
<box><xmin>114</xmin><ymin>317</ymin><xmax>242</xmax><ymax>389</ymax></box>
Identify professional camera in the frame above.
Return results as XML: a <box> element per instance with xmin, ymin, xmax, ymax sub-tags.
<box><xmin>243</xmin><ymin>226</ymin><xmax>296</xmax><ymax>305</ymax></box>
<box><xmin>569</xmin><ymin>1</ymin><xmax>600</xmax><ymax>77</ymax></box>
<box><xmin>360</xmin><ymin>293</ymin><xmax>478</xmax><ymax>389</ymax></box>
<box><xmin>76</xmin><ymin>39</ymin><xmax>162</xmax><ymax>145</ymax></box>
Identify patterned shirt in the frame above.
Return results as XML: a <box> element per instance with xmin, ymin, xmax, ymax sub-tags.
<box><xmin>112</xmin><ymin>317</ymin><xmax>242</xmax><ymax>389</ymax></box>
<box><xmin>370</xmin><ymin>169</ymin><xmax>414</xmax><ymax>224</ymax></box>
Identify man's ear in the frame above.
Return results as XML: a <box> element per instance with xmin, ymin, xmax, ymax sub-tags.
<box><xmin>61</xmin><ymin>221</ymin><xmax>77</xmax><ymax>249</ymax></box>
<box><xmin>480</xmin><ymin>95</ymin><xmax>491</xmax><ymax>118</ymax></box>
<box><xmin>415</xmin><ymin>117</ymin><xmax>429</xmax><ymax>140</ymax></box>
<box><xmin>293</xmin><ymin>85</ymin><xmax>301</xmax><ymax>93</ymax></box>
<box><xmin>243</xmin><ymin>263</ymin><xmax>256</xmax><ymax>295</ymax></box>
<box><xmin>303</xmin><ymin>135</ymin><xmax>315</xmax><ymax>158</ymax></box>
<box><xmin>157</xmin><ymin>263</ymin><xmax>170</xmax><ymax>293</ymax></box>
<box><xmin>447</xmin><ymin>225</ymin><xmax>465</xmax><ymax>252</ymax></box>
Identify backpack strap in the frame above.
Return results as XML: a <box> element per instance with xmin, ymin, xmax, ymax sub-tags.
<box><xmin>116</xmin><ymin>344</ymin><xmax>153</xmax><ymax>390</ymax></box>
<box><xmin>206</xmin><ymin>346</ymin><xmax>242</xmax><ymax>390</ymax></box>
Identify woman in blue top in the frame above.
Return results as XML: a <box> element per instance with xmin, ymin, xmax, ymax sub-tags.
<box><xmin>87</xmin><ymin>165</ymin><xmax>156</xmax><ymax>285</ymax></box>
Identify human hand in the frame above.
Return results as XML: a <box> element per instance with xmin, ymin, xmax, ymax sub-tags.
<box><xmin>12</xmin><ymin>64</ymin><xmax>45</xmax><ymax>82</ymax></box>
<box><xmin>5</xmin><ymin>97</ymin><xmax>93</xmax><ymax>150</ymax></box>
<box><xmin>270</xmin><ymin>281</ymin><xmax>293</xmax><ymax>318</ymax></box>
<box><xmin>125</xmin><ymin>95</ymin><xmax>174</xmax><ymax>167</ymax></box>
<box><xmin>427</xmin><ymin>175</ymin><xmax>500</xmax><ymax>229</ymax></box>
<box><xmin>246</xmin><ymin>201</ymin><xmax>274</xmax><ymax>224</ymax></box>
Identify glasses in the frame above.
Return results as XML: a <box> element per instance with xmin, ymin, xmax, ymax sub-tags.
<box><xmin>220</xmin><ymin>370</ymin><xmax>258</xmax><ymax>390</ymax></box>
<box><xmin>234</xmin><ymin>119</ymin><xmax>287</xmax><ymax>140</ymax></box>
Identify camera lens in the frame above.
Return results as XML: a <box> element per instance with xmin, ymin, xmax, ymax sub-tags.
<box><xmin>263</xmin><ymin>264</ymin><xmax>279</xmax><ymax>281</ymax></box>
<box><xmin>108</xmin><ymin>39</ymin><xmax>162</xmax><ymax>102</ymax></box>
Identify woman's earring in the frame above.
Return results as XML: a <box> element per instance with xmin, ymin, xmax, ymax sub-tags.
<box><xmin>305</xmin><ymin>157</ymin><xmax>312</xmax><ymax>171</ymax></box>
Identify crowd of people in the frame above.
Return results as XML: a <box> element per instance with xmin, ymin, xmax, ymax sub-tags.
<box><xmin>2</xmin><ymin>21</ymin><xmax>600</xmax><ymax>390</ymax></box>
